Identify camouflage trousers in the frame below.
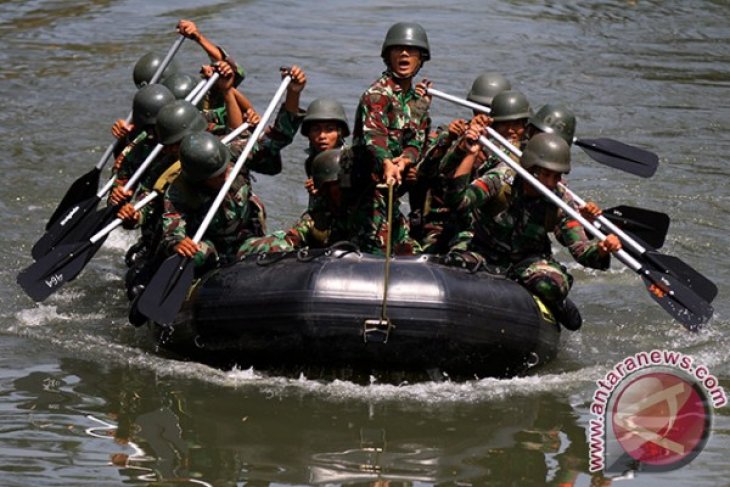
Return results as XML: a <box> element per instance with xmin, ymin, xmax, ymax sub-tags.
<box><xmin>443</xmin><ymin>249</ymin><xmax>573</xmax><ymax>306</ymax></box>
<box><xmin>237</xmin><ymin>230</ymin><xmax>293</xmax><ymax>258</ymax></box>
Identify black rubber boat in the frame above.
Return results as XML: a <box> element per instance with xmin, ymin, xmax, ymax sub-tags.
<box><xmin>149</xmin><ymin>248</ymin><xmax>561</xmax><ymax>380</ymax></box>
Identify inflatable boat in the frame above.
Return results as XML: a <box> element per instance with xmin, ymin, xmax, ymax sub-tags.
<box><xmin>149</xmin><ymin>248</ymin><xmax>561</xmax><ymax>380</ymax></box>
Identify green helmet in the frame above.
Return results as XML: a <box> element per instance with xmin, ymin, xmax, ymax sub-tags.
<box><xmin>311</xmin><ymin>149</ymin><xmax>343</xmax><ymax>190</ymax></box>
<box><xmin>131</xmin><ymin>84</ymin><xmax>176</xmax><ymax>127</ymax></box>
<box><xmin>301</xmin><ymin>98</ymin><xmax>350</xmax><ymax>137</ymax></box>
<box><xmin>521</xmin><ymin>133</ymin><xmax>571</xmax><ymax>174</ymax></box>
<box><xmin>466</xmin><ymin>72</ymin><xmax>511</xmax><ymax>107</ymax></box>
<box><xmin>490</xmin><ymin>90</ymin><xmax>532</xmax><ymax>123</ymax></box>
<box><xmin>161</xmin><ymin>72</ymin><xmax>198</xmax><ymax>100</ymax></box>
<box><xmin>528</xmin><ymin>104</ymin><xmax>577</xmax><ymax>146</ymax></box>
<box><xmin>132</xmin><ymin>52</ymin><xmax>180</xmax><ymax>88</ymax></box>
<box><xmin>381</xmin><ymin>22</ymin><xmax>430</xmax><ymax>62</ymax></box>
<box><xmin>179</xmin><ymin>132</ymin><xmax>230</xmax><ymax>183</ymax></box>
<box><xmin>155</xmin><ymin>100</ymin><xmax>208</xmax><ymax>146</ymax></box>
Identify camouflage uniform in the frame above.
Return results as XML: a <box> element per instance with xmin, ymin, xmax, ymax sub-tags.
<box><xmin>445</xmin><ymin>163</ymin><xmax>610</xmax><ymax>306</ymax></box>
<box><xmin>238</xmin><ymin>185</ymin><xmax>420</xmax><ymax>257</ymax></box>
<box><xmin>352</xmin><ymin>71</ymin><xmax>431</xmax><ymax>181</ymax></box>
<box><xmin>160</xmin><ymin>106</ymin><xmax>302</xmax><ymax>270</ymax></box>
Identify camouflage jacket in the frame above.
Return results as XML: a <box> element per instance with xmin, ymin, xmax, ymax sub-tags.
<box><xmin>446</xmin><ymin>163</ymin><xmax>610</xmax><ymax>269</ymax></box>
<box><xmin>161</xmin><ymin>171</ymin><xmax>256</xmax><ymax>261</ymax></box>
<box><xmin>352</xmin><ymin>72</ymin><xmax>431</xmax><ymax>179</ymax></box>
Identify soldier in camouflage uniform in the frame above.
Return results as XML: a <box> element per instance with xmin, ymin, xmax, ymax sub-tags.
<box><xmin>444</xmin><ymin>131</ymin><xmax>622</xmax><ymax>330</ymax></box>
<box><xmin>409</xmin><ymin>74</ymin><xmax>512</xmax><ymax>253</ymax></box>
<box><xmin>299</xmin><ymin>97</ymin><xmax>350</xmax><ymax>209</ymax></box>
<box><xmin>352</xmin><ymin>22</ymin><xmax>432</xmax><ymax>185</ymax></box>
<box><xmin>238</xmin><ymin>148</ymin><xmax>421</xmax><ymax>257</ymax></box>
<box><xmin>161</xmin><ymin>132</ymin><xmax>266</xmax><ymax>272</ymax></box>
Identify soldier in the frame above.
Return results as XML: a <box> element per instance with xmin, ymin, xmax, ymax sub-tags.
<box><xmin>132</xmin><ymin>51</ymin><xmax>180</xmax><ymax>89</ymax></box>
<box><xmin>238</xmin><ymin>148</ymin><xmax>421</xmax><ymax>257</ymax></box>
<box><xmin>161</xmin><ymin>72</ymin><xmax>198</xmax><ymax>101</ymax></box>
<box><xmin>444</xmin><ymin>131</ymin><xmax>622</xmax><ymax>330</ymax></box>
<box><xmin>410</xmin><ymin>73</ymin><xmax>511</xmax><ymax>253</ymax></box>
<box><xmin>161</xmin><ymin>132</ymin><xmax>265</xmax><ymax>274</ymax></box>
<box><xmin>299</xmin><ymin>97</ymin><xmax>350</xmax><ymax>206</ymax></box>
<box><xmin>352</xmin><ymin>21</ymin><xmax>432</xmax><ymax>186</ymax></box>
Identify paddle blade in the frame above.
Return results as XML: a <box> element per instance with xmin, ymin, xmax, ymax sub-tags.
<box><xmin>643</xmin><ymin>251</ymin><xmax>718</xmax><ymax>303</ymax></box>
<box><xmin>603</xmin><ymin>205</ymin><xmax>670</xmax><ymax>249</ymax></box>
<box><xmin>575</xmin><ymin>138</ymin><xmax>658</xmax><ymax>178</ymax></box>
<box><xmin>32</xmin><ymin>196</ymin><xmax>101</xmax><ymax>260</ymax></box>
<box><xmin>136</xmin><ymin>254</ymin><xmax>194</xmax><ymax>325</ymax></box>
<box><xmin>45</xmin><ymin>168</ymin><xmax>101</xmax><ymax>230</ymax></box>
<box><xmin>641</xmin><ymin>269</ymin><xmax>713</xmax><ymax>332</ymax></box>
<box><xmin>17</xmin><ymin>239</ymin><xmax>102</xmax><ymax>302</ymax></box>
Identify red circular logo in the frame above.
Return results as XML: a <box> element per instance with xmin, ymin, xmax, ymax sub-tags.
<box><xmin>611</xmin><ymin>371</ymin><xmax>709</xmax><ymax>467</ymax></box>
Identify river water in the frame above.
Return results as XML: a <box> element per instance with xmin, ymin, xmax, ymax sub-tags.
<box><xmin>1</xmin><ymin>0</ymin><xmax>729</xmax><ymax>485</ymax></box>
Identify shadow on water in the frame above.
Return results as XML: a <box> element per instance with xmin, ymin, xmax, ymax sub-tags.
<box><xmin>6</xmin><ymin>356</ymin><xmax>609</xmax><ymax>486</ymax></box>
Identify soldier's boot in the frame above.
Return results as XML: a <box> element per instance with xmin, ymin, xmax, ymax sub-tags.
<box><xmin>552</xmin><ymin>298</ymin><xmax>582</xmax><ymax>331</ymax></box>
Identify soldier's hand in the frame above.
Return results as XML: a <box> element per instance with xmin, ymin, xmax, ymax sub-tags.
<box><xmin>109</xmin><ymin>186</ymin><xmax>133</xmax><ymax>206</ymax></box>
<box><xmin>244</xmin><ymin>108</ymin><xmax>261</xmax><ymax>126</ymax></box>
<box><xmin>177</xmin><ymin>19</ymin><xmax>200</xmax><ymax>40</ymax></box>
<box><xmin>579</xmin><ymin>201</ymin><xmax>602</xmax><ymax>222</ymax></box>
<box><xmin>415</xmin><ymin>78</ymin><xmax>433</xmax><ymax>99</ymax></box>
<box><xmin>459</xmin><ymin>126</ymin><xmax>482</xmax><ymax>154</ymax></box>
<box><xmin>215</xmin><ymin>61</ymin><xmax>234</xmax><ymax>91</ymax></box>
<box><xmin>117</xmin><ymin>203</ymin><xmax>140</xmax><ymax>224</ymax></box>
<box><xmin>200</xmin><ymin>64</ymin><xmax>215</xmax><ymax>79</ymax></box>
<box><xmin>284</xmin><ymin>65</ymin><xmax>307</xmax><ymax>93</ymax></box>
<box><xmin>598</xmin><ymin>234</ymin><xmax>622</xmax><ymax>256</ymax></box>
<box><xmin>470</xmin><ymin>113</ymin><xmax>493</xmax><ymax>129</ymax></box>
<box><xmin>111</xmin><ymin>119</ymin><xmax>133</xmax><ymax>140</ymax></box>
<box><xmin>175</xmin><ymin>237</ymin><xmax>201</xmax><ymax>258</ymax></box>
<box><xmin>447</xmin><ymin>118</ymin><xmax>468</xmax><ymax>139</ymax></box>
<box><xmin>304</xmin><ymin>178</ymin><xmax>317</xmax><ymax>196</ymax></box>
<box><xmin>383</xmin><ymin>159</ymin><xmax>402</xmax><ymax>186</ymax></box>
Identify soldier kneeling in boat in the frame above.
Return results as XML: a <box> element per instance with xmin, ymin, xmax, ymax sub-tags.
<box><xmin>444</xmin><ymin>127</ymin><xmax>622</xmax><ymax>331</ymax></box>
<box><xmin>238</xmin><ymin>147</ymin><xmax>420</xmax><ymax>257</ymax></box>
<box><xmin>160</xmin><ymin>132</ymin><xmax>265</xmax><ymax>275</ymax></box>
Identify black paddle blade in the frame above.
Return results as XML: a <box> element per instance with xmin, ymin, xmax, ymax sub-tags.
<box><xmin>136</xmin><ymin>254</ymin><xmax>194</xmax><ymax>325</ymax></box>
<box><xmin>575</xmin><ymin>138</ymin><xmax>658</xmax><ymax>178</ymax></box>
<box><xmin>643</xmin><ymin>251</ymin><xmax>718</xmax><ymax>303</ymax></box>
<box><xmin>45</xmin><ymin>168</ymin><xmax>100</xmax><ymax>230</ymax></box>
<box><xmin>32</xmin><ymin>196</ymin><xmax>101</xmax><ymax>260</ymax></box>
<box><xmin>603</xmin><ymin>205</ymin><xmax>670</xmax><ymax>250</ymax></box>
<box><xmin>641</xmin><ymin>269</ymin><xmax>713</xmax><ymax>332</ymax></box>
<box><xmin>17</xmin><ymin>238</ymin><xmax>104</xmax><ymax>302</ymax></box>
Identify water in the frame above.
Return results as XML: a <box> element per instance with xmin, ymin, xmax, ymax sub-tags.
<box><xmin>1</xmin><ymin>0</ymin><xmax>729</xmax><ymax>485</ymax></box>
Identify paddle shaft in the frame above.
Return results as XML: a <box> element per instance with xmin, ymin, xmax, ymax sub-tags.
<box><xmin>94</xmin><ymin>35</ymin><xmax>185</xmax><ymax>172</ymax></box>
<box><xmin>89</xmin><ymin>192</ymin><xmax>159</xmax><ymax>244</ymax></box>
<box><xmin>192</xmin><ymin>76</ymin><xmax>291</xmax><ymax>243</ymax></box>
<box><xmin>381</xmin><ymin>182</ymin><xmax>395</xmax><ymax>320</ymax></box>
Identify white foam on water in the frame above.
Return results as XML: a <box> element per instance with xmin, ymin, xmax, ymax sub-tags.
<box><xmin>105</xmin><ymin>230</ymin><xmax>138</xmax><ymax>253</ymax></box>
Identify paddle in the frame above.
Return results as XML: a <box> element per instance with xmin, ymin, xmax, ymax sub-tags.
<box><xmin>18</xmin><ymin>123</ymin><xmax>251</xmax><ymax>302</ymax></box>
<box><xmin>479</xmin><ymin>135</ymin><xmax>713</xmax><ymax>331</ymax></box>
<box><xmin>427</xmin><ymin>87</ymin><xmax>660</xmax><ymax>178</ymax></box>
<box><xmin>601</xmin><ymin>205</ymin><xmax>670</xmax><ymax>250</ymax></box>
<box><xmin>136</xmin><ymin>74</ymin><xmax>293</xmax><ymax>325</ymax></box>
<box><xmin>17</xmin><ymin>192</ymin><xmax>159</xmax><ymax>302</ymax></box>
<box><xmin>430</xmin><ymin>88</ymin><xmax>716</xmax><ymax>303</ymax></box>
<box><xmin>31</xmin><ymin>74</ymin><xmax>219</xmax><ymax>260</ymax></box>
<box><xmin>44</xmin><ymin>35</ymin><xmax>186</xmax><ymax>230</ymax></box>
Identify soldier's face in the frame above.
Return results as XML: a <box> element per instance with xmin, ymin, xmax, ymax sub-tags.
<box><xmin>307</xmin><ymin>122</ymin><xmax>340</xmax><ymax>152</ymax></box>
<box><xmin>534</xmin><ymin>168</ymin><xmax>562</xmax><ymax>190</ymax></box>
<box><xmin>494</xmin><ymin>119</ymin><xmax>526</xmax><ymax>146</ymax></box>
<box><xmin>387</xmin><ymin>46</ymin><xmax>422</xmax><ymax>78</ymax></box>
<box><xmin>203</xmin><ymin>165</ymin><xmax>231</xmax><ymax>190</ymax></box>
